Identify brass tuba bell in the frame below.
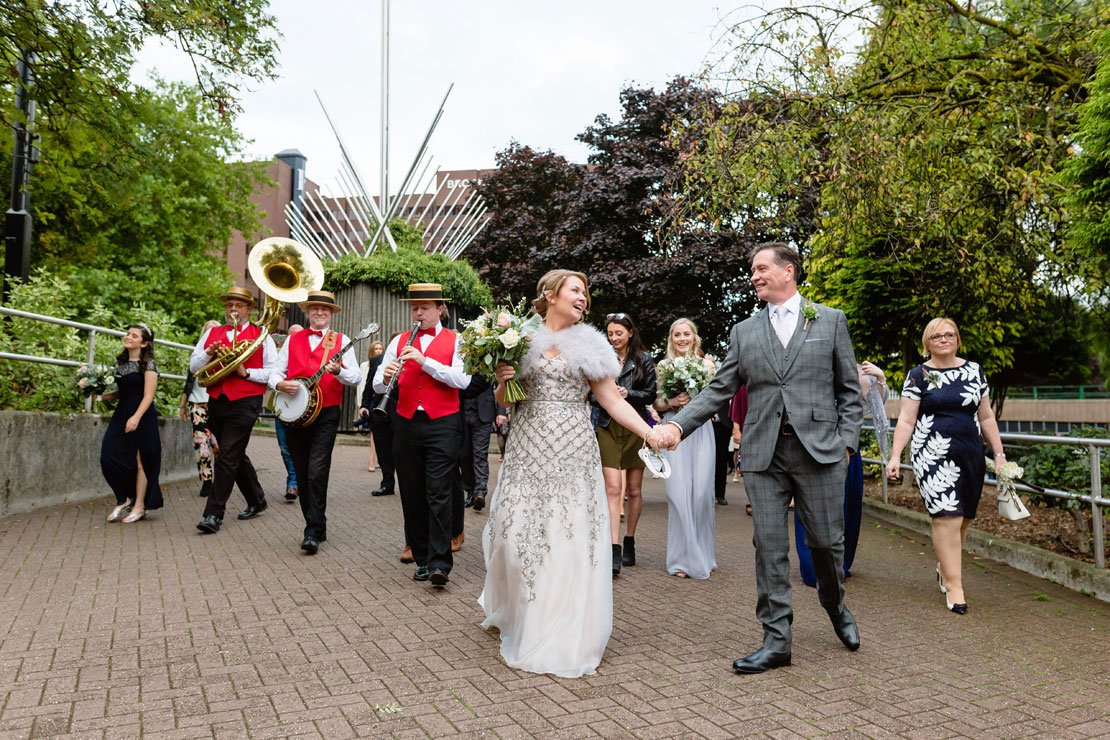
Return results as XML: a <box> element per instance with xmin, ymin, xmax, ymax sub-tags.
<box><xmin>196</xmin><ymin>238</ymin><xmax>325</xmax><ymax>388</ymax></box>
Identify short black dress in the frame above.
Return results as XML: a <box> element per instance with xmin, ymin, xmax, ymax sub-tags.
<box><xmin>100</xmin><ymin>359</ymin><xmax>163</xmax><ymax>509</ymax></box>
<box><xmin>900</xmin><ymin>361</ymin><xmax>988</xmax><ymax>518</ymax></box>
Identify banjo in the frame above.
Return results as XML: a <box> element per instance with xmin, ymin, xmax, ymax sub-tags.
<box><xmin>274</xmin><ymin>322</ymin><xmax>380</xmax><ymax>427</ymax></box>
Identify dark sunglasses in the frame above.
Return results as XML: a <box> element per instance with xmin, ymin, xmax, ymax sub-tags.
<box><xmin>606</xmin><ymin>313</ymin><xmax>629</xmax><ymax>322</ymax></box>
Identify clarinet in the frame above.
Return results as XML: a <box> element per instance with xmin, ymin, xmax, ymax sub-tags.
<box><xmin>374</xmin><ymin>321</ymin><xmax>422</xmax><ymax>417</ymax></box>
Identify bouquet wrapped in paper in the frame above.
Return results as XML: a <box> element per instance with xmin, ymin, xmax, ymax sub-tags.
<box><xmin>459</xmin><ymin>298</ymin><xmax>543</xmax><ymax>404</ymax></box>
<box><xmin>75</xmin><ymin>363</ymin><xmax>117</xmax><ymax>397</ymax></box>
<box><xmin>656</xmin><ymin>355</ymin><xmax>716</xmax><ymax>402</ymax></box>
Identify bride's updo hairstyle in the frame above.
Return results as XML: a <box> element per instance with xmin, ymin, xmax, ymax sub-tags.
<box><xmin>532</xmin><ymin>269</ymin><xmax>591</xmax><ymax>320</ymax></box>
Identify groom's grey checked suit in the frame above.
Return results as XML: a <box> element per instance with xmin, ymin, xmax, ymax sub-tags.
<box><xmin>671</xmin><ymin>297</ymin><xmax>863</xmax><ymax>651</ymax></box>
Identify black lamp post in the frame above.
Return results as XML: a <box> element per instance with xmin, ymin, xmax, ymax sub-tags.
<box><xmin>4</xmin><ymin>52</ymin><xmax>37</xmax><ymax>302</ymax></box>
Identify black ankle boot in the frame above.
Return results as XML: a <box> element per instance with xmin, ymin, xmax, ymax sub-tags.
<box><xmin>612</xmin><ymin>544</ymin><xmax>622</xmax><ymax>576</ymax></box>
<box><xmin>622</xmin><ymin>536</ymin><xmax>636</xmax><ymax>566</ymax></box>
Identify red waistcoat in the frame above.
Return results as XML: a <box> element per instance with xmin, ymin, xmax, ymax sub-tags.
<box><xmin>286</xmin><ymin>329</ymin><xmax>345</xmax><ymax>408</ymax></box>
<box><xmin>395</xmin><ymin>328</ymin><xmax>461</xmax><ymax>420</ymax></box>
<box><xmin>204</xmin><ymin>324</ymin><xmax>264</xmax><ymax>401</ymax></box>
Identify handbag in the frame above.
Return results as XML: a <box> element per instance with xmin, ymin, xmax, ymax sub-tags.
<box><xmin>997</xmin><ymin>486</ymin><xmax>1030</xmax><ymax>521</ymax></box>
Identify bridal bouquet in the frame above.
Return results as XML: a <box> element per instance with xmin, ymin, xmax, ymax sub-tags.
<box><xmin>75</xmin><ymin>363</ymin><xmax>116</xmax><ymax>397</ymax></box>
<box><xmin>656</xmin><ymin>355</ymin><xmax>716</xmax><ymax>402</ymax></box>
<box><xmin>459</xmin><ymin>298</ymin><xmax>543</xmax><ymax>403</ymax></box>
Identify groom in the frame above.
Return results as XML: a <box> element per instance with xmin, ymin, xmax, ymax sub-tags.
<box><xmin>651</xmin><ymin>242</ymin><xmax>863</xmax><ymax>674</ymax></box>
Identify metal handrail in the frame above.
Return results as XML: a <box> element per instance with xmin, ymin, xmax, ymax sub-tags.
<box><xmin>866</xmin><ymin>425</ymin><xmax>1107</xmax><ymax>568</ymax></box>
<box><xmin>0</xmin><ymin>307</ymin><xmax>193</xmax><ymax>410</ymax></box>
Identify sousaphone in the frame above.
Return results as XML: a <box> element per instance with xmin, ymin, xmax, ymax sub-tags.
<box><xmin>196</xmin><ymin>238</ymin><xmax>325</xmax><ymax>387</ymax></box>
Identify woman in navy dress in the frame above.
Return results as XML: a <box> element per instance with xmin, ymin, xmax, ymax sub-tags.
<box><xmin>101</xmin><ymin>324</ymin><xmax>163</xmax><ymax>523</ymax></box>
<box><xmin>886</xmin><ymin>318</ymin><xmax>1006</xmax><ymax>615</ymax></box>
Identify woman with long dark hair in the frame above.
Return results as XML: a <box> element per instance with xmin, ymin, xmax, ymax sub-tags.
<box><xmin>590</xmin><ymin>313</ymin><xmax>657</xmax><ymax>575</ymax></box>
<box><xmin>101</xmin><ymin>324</ymin><xmax>163</xmax><ymax>523</ymax></box>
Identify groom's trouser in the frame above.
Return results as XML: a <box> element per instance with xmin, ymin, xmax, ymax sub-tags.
<box><xmin>744</xmin><ymin>428</ymin><xmax>847</xmax><ymax>652</ymax></box>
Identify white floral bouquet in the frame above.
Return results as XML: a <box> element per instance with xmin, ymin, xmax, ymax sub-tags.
<box><xmin>459</xmin><ymin>298</ymin><xmax>543</xmax><ymax>404</ymax></box>
<box><xmin>75</xmin><ymin>363</ymin><xmax>116</xmax><ymax>397</ymax></box>
<box><xmin>656</xmin><ymin>355</ymin><xmax>716</xmax><ymax>402</ymax></box>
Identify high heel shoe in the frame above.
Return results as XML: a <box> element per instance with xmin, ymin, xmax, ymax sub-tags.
<box><xmin>107</xmin><ymin>503</ymin><xmax>131</xmax><ymax>523</ymax></box>
<box><xmin>122</xmin><ymin>509</ymin><xmax>146</xmax><ymax>523</ymax></box>
<box><xmin>946</xmin><ymin>597</ymin><xmax>968</xmax><ymax>615</ymax></box>
<box><xmin>935</xmin><ymin>563</ymin><xmax>947</xmax><ymax>594</ymax></box>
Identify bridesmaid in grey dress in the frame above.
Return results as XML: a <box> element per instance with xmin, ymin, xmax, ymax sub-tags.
<box><xmin>653</xmin><ymin>318</ymin><xmax>718</xmax><ymax>579</ymax></box>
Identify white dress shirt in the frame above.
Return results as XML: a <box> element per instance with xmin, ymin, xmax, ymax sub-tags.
<box><xmin>267</xmin><ymin>328</ymin><xmax>362</xmax><ymax>389</ymax></box>
<box><xmin>768</xmin><ymin>291</ymin><xmax>803</xmax><ymax>348</ymax></box>
<box><xmin>372</xmin><ymin>322</ymin><xmax>471</xmax><ymax>395</ymax></box>
<box><xmin>189</xmin><ymin>321</ymin><xmax>277</xmax><ymax>385</ymax></box>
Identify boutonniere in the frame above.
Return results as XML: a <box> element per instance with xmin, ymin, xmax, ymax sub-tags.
<box><xmin>801</xmin><ymin>302</ymin><xmax>818</xmax><ymax>331</ymax></box>
<box><xmin>924</xmin><ymin>370</ymin><xmax>942</xmax><ymax>388</ymax></box>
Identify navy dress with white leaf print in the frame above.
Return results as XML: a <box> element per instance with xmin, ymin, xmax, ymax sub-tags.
<box><xmin>901</xmin><ymin>361</ymin><xmax>988</xmax><ymax>518</ymax></box>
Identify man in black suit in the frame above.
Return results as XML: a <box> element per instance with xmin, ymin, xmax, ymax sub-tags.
<box><xmin>357</xmin><ymin>345</ymin><xmax>396</xmax><ymax>496</ymax></box>
<box><xmin>461</xmin><ymin>380</ymin><xmax>499</xmax><ymax>512</ymax></box>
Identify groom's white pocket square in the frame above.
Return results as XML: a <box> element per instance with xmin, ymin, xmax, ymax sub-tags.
<box><xmin>803</xmin><ymin>338</ymin><xmax>827</xmax><ymax>343</ymax></box>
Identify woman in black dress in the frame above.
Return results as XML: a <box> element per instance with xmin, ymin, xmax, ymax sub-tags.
<box><xmin>101</xmin><ymin>324</ymin><xmax>163</xmax><ymax>523</ymax></box>
<box><xmin>886</xmin><ymin>318</ymin><xmax>1006</xmax><ymax>615</ymax></box>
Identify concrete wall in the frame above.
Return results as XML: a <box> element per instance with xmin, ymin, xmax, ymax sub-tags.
<box><xmin>0</xmin><ymin>411</ymin><xmax>196</xmax><ymax>518</ymax></box>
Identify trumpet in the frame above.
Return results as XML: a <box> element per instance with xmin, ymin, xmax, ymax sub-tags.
<box><xmin>374</xmin><ymin>321</ymin><xmax>422</xmax><ymax>417</ymax></box>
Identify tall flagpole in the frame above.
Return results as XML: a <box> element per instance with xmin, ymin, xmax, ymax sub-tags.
<box><xmin>380</xmin><ymin>0</ymin><xmax>390</xmax><ymax>226</ymax></box>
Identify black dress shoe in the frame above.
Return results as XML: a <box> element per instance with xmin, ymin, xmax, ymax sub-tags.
<box><xmin>371</xmin><ymin>486</ymin><xmax>395</xmax><ymax>497</ymax></box>
<box><xmin>429</xmin><ymin>569</ymin><xmax>449</xmax><ymax>587</ymax></box>
<box><xmin>463</xmin><ymin>493</ymin><xmax>475</xmax><ymax>509</ymax></box>
<box><xmin>237</xmin><ymin>500</ymin><xmax>268</xmax><ymax>520</ymax></box>
<box><xmin>196</xmin><ymin>515</ymin><xmax>221</xmax><ymax>534</ymax></box>
<box><xmin>715</xmin><ymin>495</ymin><xmax>728</xmax><ymax>505</ymax></box>
<box><xmin>829</xmin><ymin>608</ymin><xmax>861</xmax><ymax>651</ymax></box>
<box><xmin>471</xmin><ymin>495</ymin><xmax>485</xmax><ymax>512</ymax></box>
<box><xmin>413</xmin><ymin>565</ymin><xmax>430</xmax><ymax>582</ymax></box>
<box><xmin>300</xmin><ymin>537</ymin><xmax>319</xmax><ymax>554</ymax></box>
<box><xmin>733</xmin><ymin>647</ymin><xmax>791</xmax><ymax>674</ymax></box>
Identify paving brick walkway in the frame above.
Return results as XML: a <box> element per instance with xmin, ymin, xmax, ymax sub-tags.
<box><xmin>0</xmin><ymin>436</ymin><xmax>1107</xmax><ymax>738</ymax></box>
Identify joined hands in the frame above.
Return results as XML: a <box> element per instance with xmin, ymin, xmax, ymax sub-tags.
<box><xmin>646</xmin><ymin>423</ymin><xmax>682</xmax><ymax>451</ymax></box>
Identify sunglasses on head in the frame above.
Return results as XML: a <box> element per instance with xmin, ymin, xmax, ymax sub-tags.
<box><xmin>606</xmin><ymin>313</ymin><xmax>629</xmax><ymax>322</ymax></box>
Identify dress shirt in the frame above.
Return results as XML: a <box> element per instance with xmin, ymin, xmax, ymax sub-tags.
<box><xmin>372</xmin><ymin>322</ymin><xmax>471</xmax><ymax>395</ymax></box>
<box><xmin>189</xmin><ymin>322</ymin><xmax>277</xmax><ymax>384</ymax></box>
<box><xmin>267</xmin><ymin>328</ymin><xmax>362</xmax><ymax>388</ymax></box>
<box><xmin>768</xmin><ymin>291</ymin><xmax>803</xmax><ymax>348</ymax></box>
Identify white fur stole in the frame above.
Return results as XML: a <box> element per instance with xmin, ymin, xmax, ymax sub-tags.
<box><xmin>520</xmin><ymin>323</ymin><xmax>619</xmax><ymax>382</ymax></box>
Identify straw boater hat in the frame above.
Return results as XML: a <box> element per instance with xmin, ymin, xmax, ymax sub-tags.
<box><xmin>219</xmin><ymin>286</ymin><xmax>257</xmax><ymax>307</ymax></box>
<box><xmin>299</xmin><ymin>290</ymin><xmax>342</xmax><ymax>313</ymax></box>
<box><xmin>400</xmin><ymin>283</ymin><xmax>447</xmax><ymax>302</ymax></box>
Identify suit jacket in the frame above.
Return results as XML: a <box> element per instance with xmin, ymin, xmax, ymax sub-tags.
<box><xmin>461</xmin><ymin>375</ymin><xmax>499</xmax><ymax>423</ymax></box>
<box><xmin>672</xmin><ymin>297</ymin><xmax>863</xmax><ymax>471</ymax></box>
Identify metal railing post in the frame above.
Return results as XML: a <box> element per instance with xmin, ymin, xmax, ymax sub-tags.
<box><xmin>1091</xmin><ymin>444</ymin><xmax>1104</xmax><ymax>568</ymax></box>
<box><xmin>85</xmin><ymin>329</ymin><xmax>97</xmax><ymax>413</ymax></box>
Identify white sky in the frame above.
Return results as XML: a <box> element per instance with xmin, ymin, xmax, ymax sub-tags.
<box><xmin>137</xmin><ymin>1</ymin><xmax>752</xmax><ymax>193</ymax></box>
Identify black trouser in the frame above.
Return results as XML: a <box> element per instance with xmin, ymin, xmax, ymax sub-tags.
<box><xmin>460</xmin><ymin>406</ymin><xmax>493</xmax><ymax>499</ymax></box>
<box><xmin>203</xmin><ymin>394</ymin><xmax>265</xmax><ymax>520</ymax></box>
<box><xmin>394</xmin><ymin>410</ymin><xmax>461</xmax><ymax>572</ymax></box>
<box><xmin>284</xmin><ymin>406</ymin><xmax>340</xmax><ymax>540</ymax></box>
<box><xmin>713</xmin><ymin>418</ymin><xmax>732</xmax><ymax>500</ymax></box>
<box><xmin>370</xmin><ymin>411</ymin><xmax>396</xmax><ymax>492</ymax></box>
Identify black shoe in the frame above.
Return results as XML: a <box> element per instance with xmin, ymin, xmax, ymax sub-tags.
<box><xmin>237</xmin><ymin>500</ymin><xmax>268</xmax><ymax>520</ymax></box>
<box><xmin>284</xmin><ymin>487</ymin><xmax>298</xmax><ymax>501</ymax></box>
<box><xmin>300</xmin><ymin>537</ymin><xmax>319</xmax><ymax>555</ymax></box>
<box><xmin>429</xmin><ymin>569</ymin><xmax>449</xmax><ymax>587</ymax></box>
<box><xmin>612</xmin><ymin>544</ymin><xmax>622</xmax><ymax>577</ymax></box>
<box><xmin>829</xmin><ymin>608</ymin><xmax>861</xmax><ymax>651</ymax></box>
<box><xmin>196</xmin><ymin>515</ymin><xmax>221</xmax><ymax>534</ymax></box>
<box><xmin>463</xmin><ymin>493</ymin><xmax>475</xmax><ymax>509</ymax></box>
<box><xmin>732</xmin><ymin>647</ymin><xmax>792</xmax><ymax>674</ymax></box>
<box><xmin>371</xmin><ymin>486</ymin><xmax>395</xmax><ymax>497</ymax></box>
<box><xmin>199</xmin><ymin>481</ymin><xmax>213</xmax><ymax>498</ymax></box>
<box><xmin>622</xmin><ymin>536</ymin><xmax>636</xmax><ymax>566</ymax></box>
<box><xmin>413</xmin><ymin>565</ymin><xmax>430</xmax><ymax>582</ymax></box>
<box><xmin>472</xmin><ymin>495</ymin><xmax>485</xmax><ymax>512</ymax></box>
<box><xmin>946</xmin><ymin>598</ymin><xmax>968</xmax><ymax>615</ymax></box>
<box><xmin>716</xmin><ymin>495</ymin><xmax>728</xmax><ymax>505</ymax></box>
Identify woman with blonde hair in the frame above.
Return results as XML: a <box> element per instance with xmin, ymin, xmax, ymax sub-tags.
<box><xmin>653</xmin><ymin>318</ymin><xmax>717</xmax><ymax>579</ymax></box>
<box><xmin>886</xmin><ymin>317</ymin><xmax>1006</xmax><ymax>615</ymax></box>
<box><xmin>480</xmin><ymin>269</ymin><xmax>654</xmax><ymax>677</ymax></box>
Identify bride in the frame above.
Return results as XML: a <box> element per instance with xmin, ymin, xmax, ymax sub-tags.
<box><xmin>479</xmin><ymin>269</ymin><xmax>655</xmax><ymax>677</ymax></box>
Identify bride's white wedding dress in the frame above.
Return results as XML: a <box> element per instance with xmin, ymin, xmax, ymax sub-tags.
<box><xmin>479</xmin><ymin>324</ymin><xmax>618</xmax><ymax>678</ymax></box>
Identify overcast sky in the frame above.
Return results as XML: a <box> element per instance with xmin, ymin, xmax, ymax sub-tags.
<box><xmin>139</xmin><ymin>1</ymin><xmax>751</xmax><ymax>193</ymax></box>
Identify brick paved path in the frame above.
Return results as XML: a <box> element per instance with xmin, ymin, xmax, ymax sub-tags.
<box><xmin>1</xmin><ymin>436</ymin><xmax>1107</xmax><ymax>738</ymax></box>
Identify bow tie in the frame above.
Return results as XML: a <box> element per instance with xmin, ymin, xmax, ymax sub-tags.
<box><xmin>417</xmin><ymin>327</ymin><xmax>436</xmax><ymax>338</ymax></box>
<box><xmin>307</xmin><ymin>329</ymin><xmax>326</xmax><ymax>337</ymax></box>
